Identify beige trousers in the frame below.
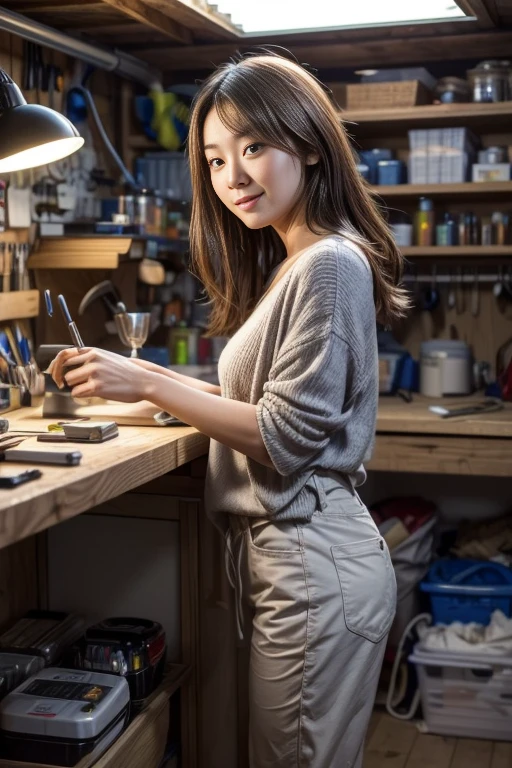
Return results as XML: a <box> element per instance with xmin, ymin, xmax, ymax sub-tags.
<box><xmin>227</xmin><ymin>472</ymin><xmax>397</xmax><ymax>768</ymax></box>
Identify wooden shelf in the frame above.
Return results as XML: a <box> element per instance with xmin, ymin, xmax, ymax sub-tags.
<box><xmin>0</xmin><ymin>290</ymin><xmax>40</xmax><ymax>320</ymax></box>
<box><xmin>401</xmin><ymin>246</ymin><xmax>512</xmax><ymax>258</ymax></box>
<box><xmin>377</xmin><ymin>395</ymin><xmax>512</xmax><ymax>439</ymax></box>
<box><xmin>28</xmin><ymin>237</ymin><xmax>133</xmax><ymax>270</ymax></box>
<box><xmin>0</xmin><ymin>663</ymin><xmax>190</xmax><ymax>768</ymax></box>
<box><xmin>373</xmin><ymin>182</ymin><xmax>512</xmax><ymax>199</ymax></box>
<box><xmin>340</xmin><ymin>100</ymin><xmax>512</xmax><ymax>136</ymax></box>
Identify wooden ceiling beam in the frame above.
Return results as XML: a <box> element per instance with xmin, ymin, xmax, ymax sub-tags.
<box><xmin>131</xmin><ymin>29</ymin><xmax>512</xmax><ymax>72</ymax></box>
<box><xmin>99</xmin><ymin>0</ymin><xmax>194</xmax><ymax>44</ymax></box>
<box><xmin>456</xmin><ymin>0</ymin><xmax>500</xmax><ymax>27</ymax></box>
<box><xmin>142</xmin><ymin>0</ymin><xmax>242</xmax><ymax>40</ymax></box>
<box><xmin>15</xmin><ymin>2</ymin><xmax>105</xmax><ymax>12</ymax></box>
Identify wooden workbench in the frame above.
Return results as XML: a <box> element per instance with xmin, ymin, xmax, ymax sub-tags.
<box><xmin>2</xmin><ymin>395</ymin><xmax>510</xmax><ymax>554</ymax></box>
<box><xmin>0</xmin><ymin>404</ymin><xmax>212</xmax><ymax>768</ymax></box>
<box><xmin>1</xmin><ymin>405</ymin><xmax>209</xmax><ymax>551</ymax></box>
<box><xmin>369</xmin><ymin>396</ymin><xmax>512</xmax><ymax>477</ymax></box>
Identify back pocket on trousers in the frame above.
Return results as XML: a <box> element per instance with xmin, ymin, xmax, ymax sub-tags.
<box><xmin>331</xmin><ymin>537</ymin><xmax>396</xmax><ymax>644</ymax></box>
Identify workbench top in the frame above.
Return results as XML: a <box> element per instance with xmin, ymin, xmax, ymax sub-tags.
<box><xmin>0</xmin><ymin>405</ymin><xmax>209</xmax><ymax>550</ymax></box>
<box><xmin>1</xmin><ymin>394</ymin><xmax>509</xmax><ymax>550</ymax></box>
<box><xmin>376</xmin><ymin>396</ymin><xmax>512</xmax><ymax>439</ymax></box>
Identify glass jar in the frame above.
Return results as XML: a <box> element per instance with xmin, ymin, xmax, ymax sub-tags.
<box><xmin>468</xmin><ymin>67</ymin><xmax>510</xmax><ymax>103</ymax></box>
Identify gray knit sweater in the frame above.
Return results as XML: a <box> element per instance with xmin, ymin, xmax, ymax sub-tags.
<box><xmin>204</xmin><ymin>236</ymin><xmax>378</xmax><ymax>531</ymax></box>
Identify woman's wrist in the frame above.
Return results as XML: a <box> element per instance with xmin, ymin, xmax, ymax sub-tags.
<box><xmin>139</xmin><ymin>368</ymin><xmax>165</xmax><ymax>403</ymax></box>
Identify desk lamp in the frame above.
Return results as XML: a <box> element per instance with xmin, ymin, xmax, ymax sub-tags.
<box><xmin>0</xmin><ymin>68</ymin><xmax>83</xmax><ymax>173</ymax></box>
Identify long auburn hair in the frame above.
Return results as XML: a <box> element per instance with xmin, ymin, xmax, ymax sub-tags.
<box><xmin>188</xmin><ymin>50</ymin><xmax>409</xmax><ymax>336</ymax></box>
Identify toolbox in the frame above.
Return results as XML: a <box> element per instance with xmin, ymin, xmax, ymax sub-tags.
<box><xmin>0</xmin><ymin>610</ymin><xmax>84</xmax><ymax>666</ymax></box>
<box><xmin>0</xmin><ymin>668</ymin><xmax>130</xmax><ymax>766</ymax></box>
<box><xmin>73</xmin><ymin>617</ymin><xmax>166</xmax><ymax>705</ymax></box>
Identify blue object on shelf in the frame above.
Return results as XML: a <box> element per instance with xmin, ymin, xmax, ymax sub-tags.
<box><xmin>377</xmin><ymin>159</ymin><xmax>406</xmax><ymax>185</ymax></box>
<box><xmin>137</xmin><ymin>346</ymin><xmax>170</xmax><ymax>367</ymax></box>
<box><xmin>420</xmin><ymin>559</ymin><xmax>512</xmax><ymax>625</ymax></box>
<box><xmin>359</xmin><ymin>149</ymin><xmax>393</xmax><ymax>185</ymax></box>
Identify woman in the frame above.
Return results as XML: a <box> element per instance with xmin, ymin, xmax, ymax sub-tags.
<box><xmin>50</xmin><ymin>52</ymin><xmax>407</xmax><ymax>767</ymax></box>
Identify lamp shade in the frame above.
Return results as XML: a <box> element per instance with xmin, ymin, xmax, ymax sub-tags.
<box><xmin>0</xmin><ymin>69</ymin><xmax>83</xmax><ymax>173</ymax></box>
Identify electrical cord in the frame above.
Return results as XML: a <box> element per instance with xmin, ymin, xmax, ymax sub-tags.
<box><xmin>68</xmin><ymin>85</ymin><xmax>137</xmax><ymax>190</ymax></box>
<box><xmin>386</xmin><ymin>612</ymin><xmax>432</xmax><ymax>721</ymax></box>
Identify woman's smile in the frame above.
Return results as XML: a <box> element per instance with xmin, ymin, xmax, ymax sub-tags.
<box><xmin>235</xmin><ymin>193</ymin><xmax>264</xmax><ymax>211</ymax></box>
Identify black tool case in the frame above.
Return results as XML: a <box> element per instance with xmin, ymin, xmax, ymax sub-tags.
<box><xmin>73</xmin><ymin>617</ymin><xmax>166</xmax><ymax>705</ymax></box>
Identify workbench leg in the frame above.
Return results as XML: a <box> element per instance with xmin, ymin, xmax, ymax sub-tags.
<box><xmin>179</xmin><ymin>499</ymin><xmax>200</xmax><ymax>768</ymax></box>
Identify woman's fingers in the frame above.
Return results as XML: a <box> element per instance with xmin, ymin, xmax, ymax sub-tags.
<box><xmin>49</xmin><ymin>347</ymin><xmax>93</xmax><ymax>388</ymax></box>
<box><xmin>63</xmin><ymin>361</ymin><xmax>96</xmax><ymax>388</ymax></box>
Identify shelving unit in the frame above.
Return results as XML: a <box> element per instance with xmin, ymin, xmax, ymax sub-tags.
<box><xmin>400</xmin><ymin>246</ymin><xmax>512</xmax><ymax>258</ymax></box>
<box><xmin>28</xmin><ymin>237</ymin><xmax>133</xmax><ymax>270</ymax></box>
<box><xmin>372</xmin><ymin>182</ymin><xmax>512</xmax><ymax>199</ymax></box>
<box><xmin>0</xmin><ymin>290</ymin><xmax>40</xmax><ymax>320</ymax></box>
<box><xmin>340</xmin><ymin>100</ymin><xmax>512</xmax><ymax>137</ymax></box>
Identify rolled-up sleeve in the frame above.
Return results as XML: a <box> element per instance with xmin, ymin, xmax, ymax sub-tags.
<box><xmin>256</xmin><ymin>331</ymin><xmax>354</xmax><ymax>476</ymax></box>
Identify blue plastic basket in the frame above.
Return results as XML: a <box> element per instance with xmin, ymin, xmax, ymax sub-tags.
<box><xmin>420</xmin><ymin>559</ymin><xmax>512</xmax><ymax>625</ymax></box>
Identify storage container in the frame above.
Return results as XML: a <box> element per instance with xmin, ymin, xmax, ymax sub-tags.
<box><xmin>377</xmin><ymin>160</ymin><xmax>406</xmax><ymax>185</ymax></box>
<box><xmin>420</xmin><ymin>559</ymin><xmax>512</xmax><ymax>625</ymax></box>
<box><xmin>346</xmin><ymin>80</ymin><xmax>432</xmax><ymax>110</ymax></box>
<box><xmin>0</xmin><ymin>610</ymin><xmax>84</xmax><ymax>667</ymax></box>
<box><xmin>0</xmin><ymin>668</ymin><xmax>130</xmax><ymax>766</ymax></box>
<box><xmin>409</xmin><ymin>643</ymin><xmax>512</xmax><ymax>741</ymax></box>
<box><xmin>73</xmin><ymin>617</ymin><xmax>166</xmax><ymax>706</ymax></box>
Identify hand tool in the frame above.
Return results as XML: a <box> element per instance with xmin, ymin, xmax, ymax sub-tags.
<box><xmin>57</xmin><ymin>294</ymin><xmax>84</xmax><ymax>349</ymax></box>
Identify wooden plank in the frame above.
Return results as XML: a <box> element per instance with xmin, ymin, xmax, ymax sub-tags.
<box><xmin>338</xmin><ymin>100</ymin><xmax>512</xmax><ymax>138</ymax></box>
<box><xmin>400</xmin><ymin>246</ymin><xmax>512</xmax><ymax>258</ymax></box>
<box><xmin>376</xmin><ymin>397</ymin><xmax>512</xmax><ymax>439</ymax></box>
<box><xmin>457</xmin><ymin>0</ymin><xmax>500</xmax><ymax>27</ymax></box>
<box><xmin>15</xmin><ymin>1</ymin><xmax>104</xmax><ymax>11</ymax></box>
<box><xmin>179</xmin><ymin>499</ymin><xmax>200</xmax><ymax>768</ymax></box>
<box><xmin>142</xmin><ymin>0</ymin><xmax>241</xmax><ymax>39</ymax></box>
<box><xmin>0</xmin><ymin>537</ymin><xmax>39</xmax><ymax>629</ymax></box>
<box><xmin>372</xmin><ymin>182</ymin><xmax>512</xmax><ymax>199</ymax></box>
<box><xmin>148</xmin><ymin>30</ymin><xmax>512</xmax><ymax>72</ymax></box>
<box><xmin>29</xmin><ymin>237</ymin><xmax>133</xmax><ymax>270</ymax></box>
<box><xmin>0</xmin><ymin>290</ymin><xmax>39</xmax><ymax>320</ymax></box>
<box><xmin>450</xmin><ymin>738</ymin><xmax>494</xmax><ymax>768</ymax></box>
<box><xmin>368</xmin><ymin>434</ymin><xmax>512</xmax><ymax>477</ymax></box>
<box><xmin>87</xmin><ymin>493</ymin><xmax>181</xmax><ymax>521</ymax></box>
<box><xmin>491</xmin><ymin>742</ymin><xmax>512</xmax><ymax>768</ymax></box>
<box><xmin>404</xmin><ymin>733</ymin><xmax>456</xmax><ymax>768</ymax></box>
<box><xmin>0</xmin><ymin>407</ymin><xmax>209</xmax><ymax>550</ymax></box>
<box><xmin>364</xmin><ymin>713</ymin><xmax>417</xmax><ymax>768</ymax></box>
<box><xmin>100</xmin><ymin>0</ymin><xmax>193</xmax><ymax>43</ymax></box>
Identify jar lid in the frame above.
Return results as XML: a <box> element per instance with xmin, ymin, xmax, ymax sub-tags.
<box><xmin>419</xmin><ymin>197</ymin><xmax>434</xmax><ymax>211</ymax></box>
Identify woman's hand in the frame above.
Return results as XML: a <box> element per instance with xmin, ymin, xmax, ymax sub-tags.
<box><xmin>47</xmin><ymin>347</ymin><xmax>151</xmax><ymax>403</ymax></box>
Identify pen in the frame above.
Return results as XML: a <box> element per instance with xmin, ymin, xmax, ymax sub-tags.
<box><xmin>44</xmin><ymin>289</ymin><xmax>53</xmax><ymax>317</ymax></box>
<box><xmin>57</xmin><ymin>294</ymin><xmax>84</xmax><ymax>349</ymax></box>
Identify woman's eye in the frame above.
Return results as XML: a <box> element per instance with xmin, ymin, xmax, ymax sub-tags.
<box><xmin>245</xmin><ymin>143</ymin><xmax>263</xmax><ymax>156</ymax></box>
<box><xmin>207</xmin><ymin>158</ymin><xmax>223</xmax><ymax>169</ymax></box>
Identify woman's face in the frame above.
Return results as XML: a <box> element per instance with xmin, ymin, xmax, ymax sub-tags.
<box><xmin>203</xmin><ymin>107</ymin><xmax>308</xmax><ymax>233</ymax></box>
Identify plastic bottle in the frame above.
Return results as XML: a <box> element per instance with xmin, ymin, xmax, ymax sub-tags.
<box><xmin>414</xmin><ymin>197</ymin><xmax>434</xmax><ymax>246</ymax></box>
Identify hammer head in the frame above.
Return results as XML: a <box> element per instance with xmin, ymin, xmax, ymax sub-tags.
<box><xmin>78</xmin><ymin>281</ymin><xmax>124</xmax><ymax>317</ymax></box>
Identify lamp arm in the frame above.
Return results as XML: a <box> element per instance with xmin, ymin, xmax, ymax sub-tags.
<box><xmin>70</xmin><ymin>85</ymin><xmax>137</xmax><ymax>190</ymax></box>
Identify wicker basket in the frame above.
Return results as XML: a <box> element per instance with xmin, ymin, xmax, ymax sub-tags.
<box><xmin>346</xmin><ymin>80</ymin><xmax>432</xmax><ymax>110</ymax></box>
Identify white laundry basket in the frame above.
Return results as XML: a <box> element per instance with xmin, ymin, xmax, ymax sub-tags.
<box><xmin>409</xmin><ymin>643</ymin><xmax>512</xmax><ymax>741</ymax></box>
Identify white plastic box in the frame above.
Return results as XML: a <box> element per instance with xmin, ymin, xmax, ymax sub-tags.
<box><xmin>410</xmin><ymin>643</ymin><xmax>512</xmax><ymax>741</ymax></box>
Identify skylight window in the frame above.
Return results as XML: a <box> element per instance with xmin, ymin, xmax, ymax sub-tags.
<box><xmin>214</xmin><ymin>1</ymin><xmax>468</xmax><ymax>36</ymax></box>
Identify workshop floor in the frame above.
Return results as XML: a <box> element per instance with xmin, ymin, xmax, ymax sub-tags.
<box><xmin>364</xmin><ymin>711</ymin><xmax>511</xmax><ymax>768</ymax></box>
